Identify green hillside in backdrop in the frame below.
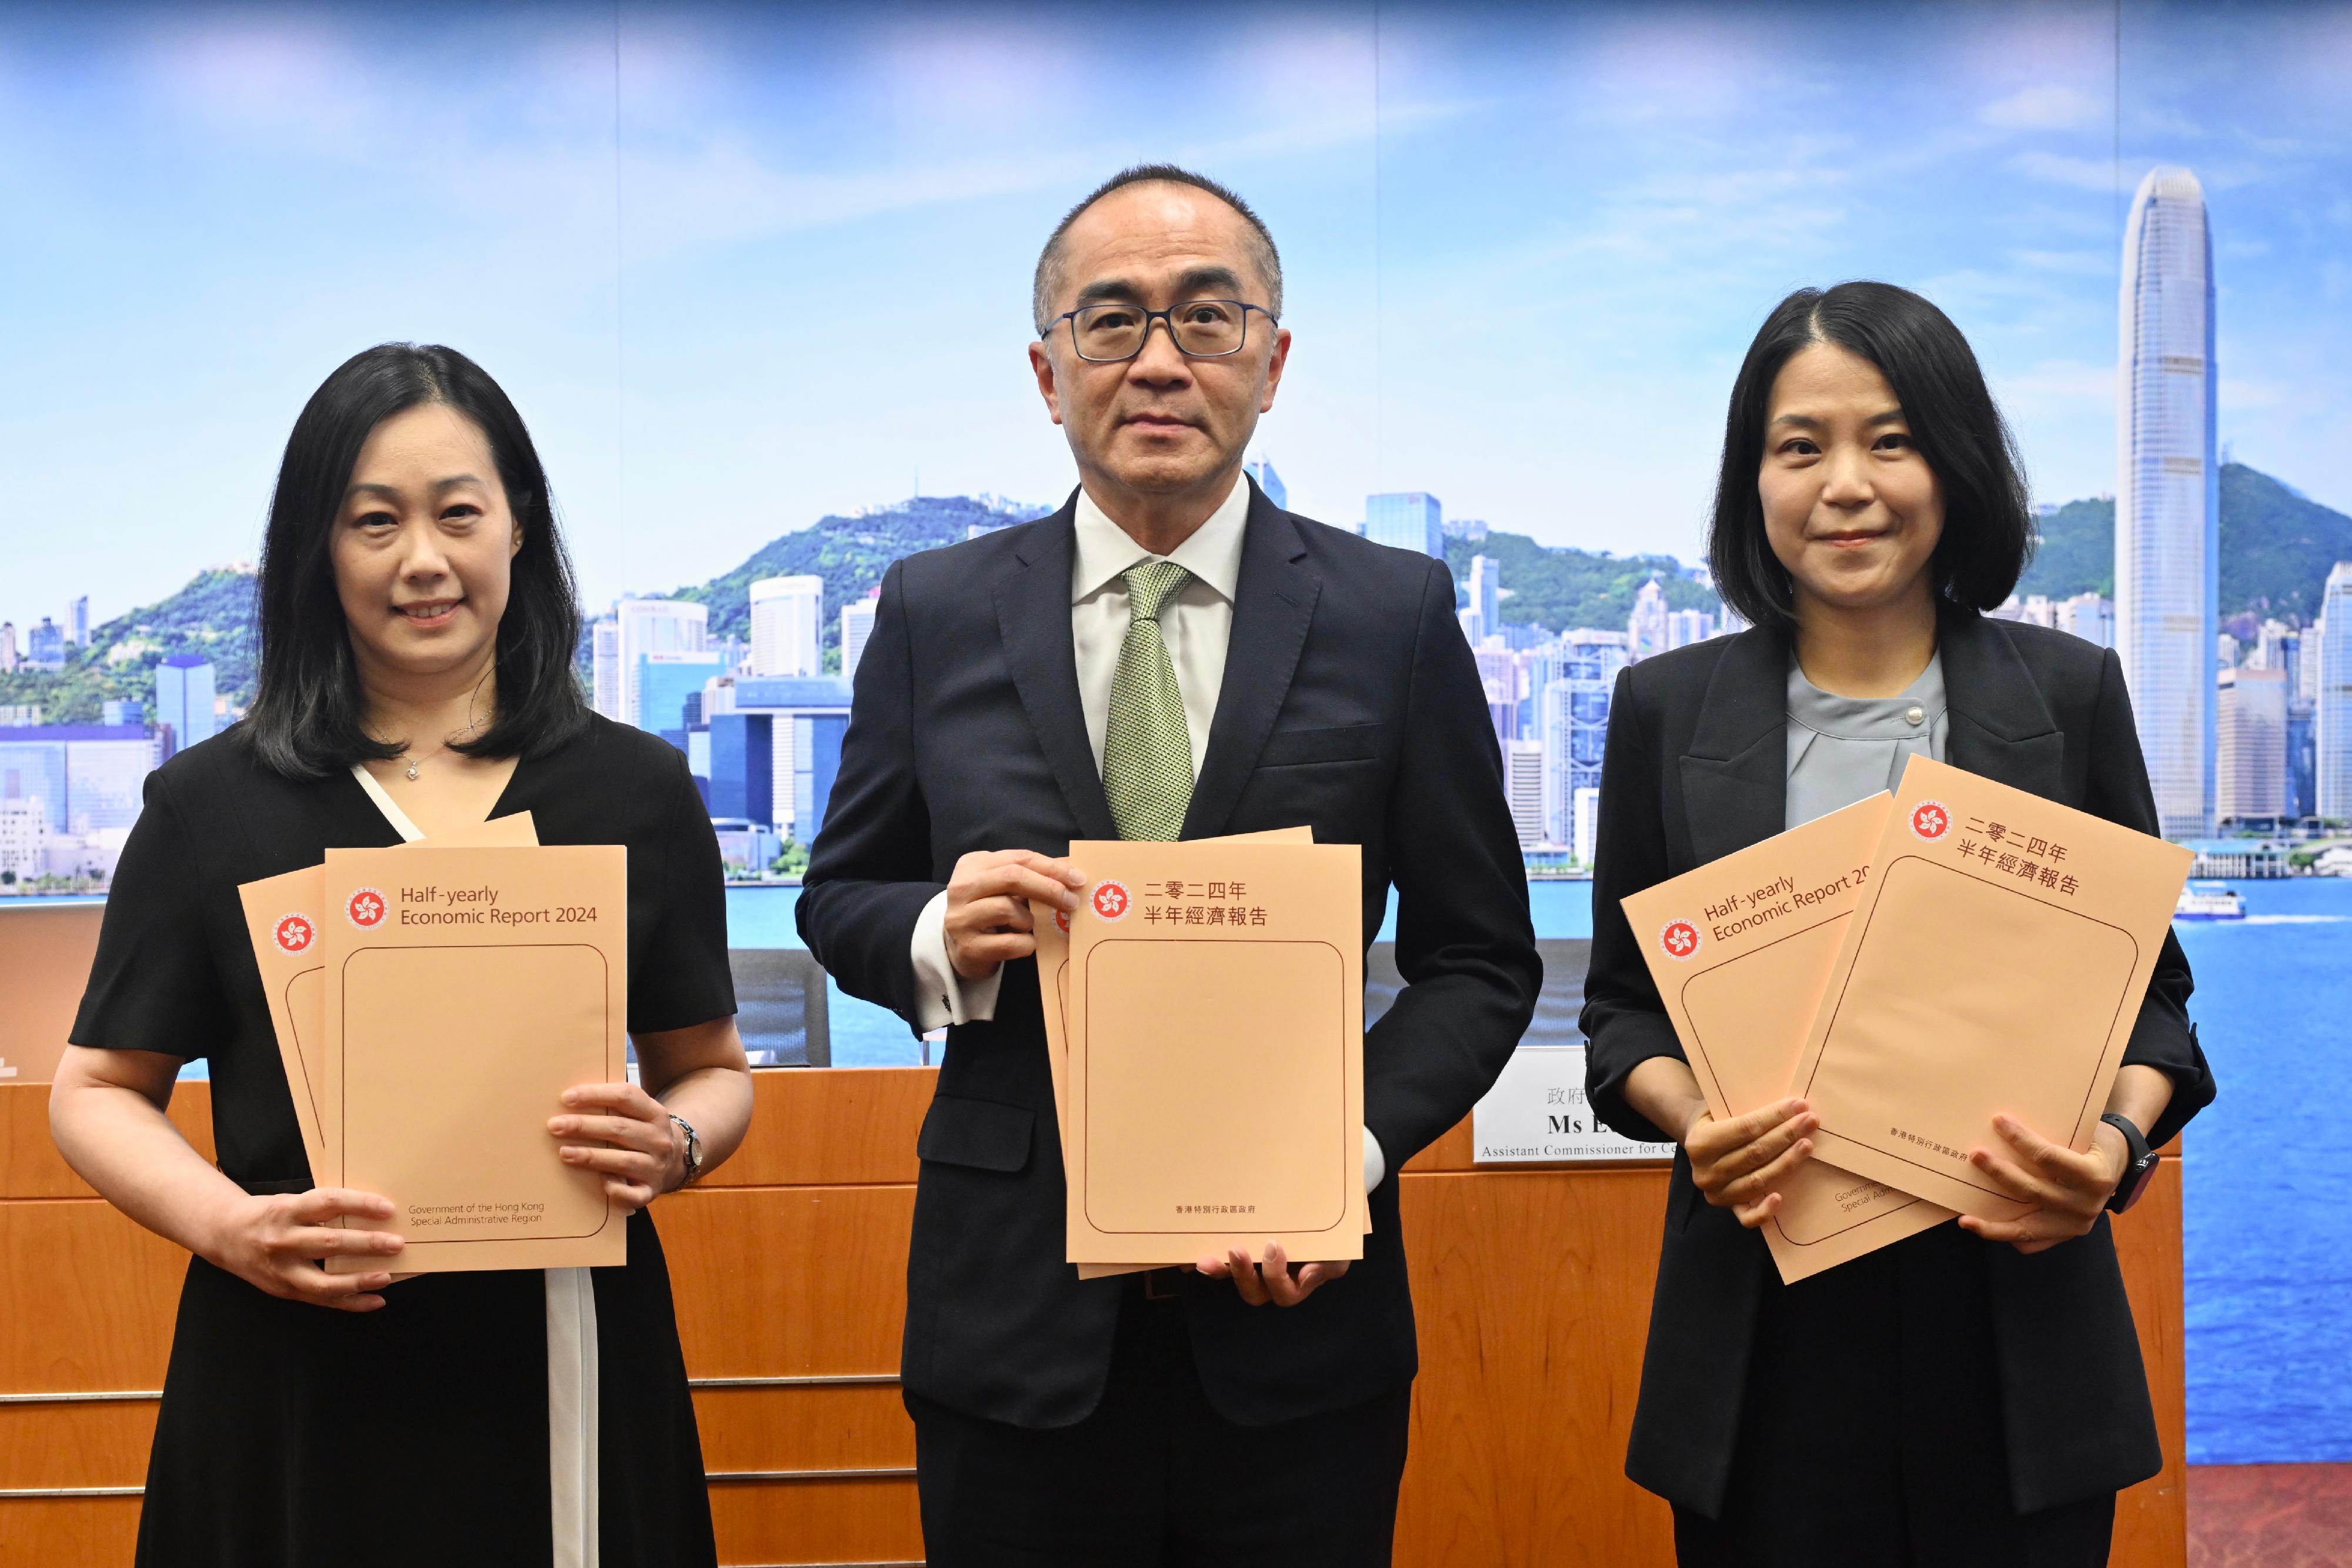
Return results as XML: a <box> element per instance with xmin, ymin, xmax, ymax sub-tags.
<box><xmin>2017</xmin><ymin>463</ymin><xmax>2352</xmax><ymax>623</ymax></box>
<box><xmin>0</xmin><ymin>567</ymin><xmax>256</xmax><ymax>726</ymax></box>
<box><xmin>669</xmin><ymin>494</ymin><xmax>1050</xmax><ymax>669</ymax></box>
<box><xmin>14</xmin><ymin>462</ymin><xmax>2346</xmax><ymax>724</ymax></box>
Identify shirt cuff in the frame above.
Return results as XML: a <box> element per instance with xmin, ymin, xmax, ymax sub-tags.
<box><xmin>1364</xmin><ymin>1128</ymin><xmax>1386</xmax><ymax>1192</ymax></box>
<box><xmin>909</xmin><ymin>889</ymin><xmax>1003</xmax><ymax>1032</ymax></box>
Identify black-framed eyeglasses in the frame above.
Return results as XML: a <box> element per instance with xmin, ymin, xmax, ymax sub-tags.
<box><xmin>1044</xmin><ymin>299</ymin><xmax>1277</xmax><ymax>362</ymax></box>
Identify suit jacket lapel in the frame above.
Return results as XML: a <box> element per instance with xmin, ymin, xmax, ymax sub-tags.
<box><xmin>994</xmin><ymin>500</ymin><xmax>1119</xmax><ymax>843</ymax></box>
<box><xmin>1181</xmin><ymin>492</ymin><xmax>1319</xmax><ymax>840</ymax></box>
<box><xmin>1678</xmin><ymin>625</ymin><xmax>1793</xmax><ymax>865</ymax></box>
<box><xmin>1938</xmin><ymin>611</ymin><xmax>2066</xmax><ymax>800</ymax></box>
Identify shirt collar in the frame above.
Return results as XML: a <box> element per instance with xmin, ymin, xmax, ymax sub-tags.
<box><xmin>1071</xmin><ymin>476</ymin><xmax>1250</xmax><ymax>607</ymax></box>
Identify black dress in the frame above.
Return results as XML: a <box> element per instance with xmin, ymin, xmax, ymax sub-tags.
<box><xmin>71</xmin><ymin>716</ymin><xmax>734</xmax><ymax>1567</ymax></box>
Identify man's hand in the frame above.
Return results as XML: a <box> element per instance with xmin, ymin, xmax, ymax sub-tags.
<box><xmin>944</xmin><ymin>850</ymin><xmax>1085</xmax><ymax>981</ymax></box>
<box><xmin>1684</xmin><ymin>1097</ymin><xmax>1818</xmax><ymax>1229</ymax></box>
<box><xmin>1196</xmin><ymin>1242</ymin><xmax>1349</xmax><ymax>1307</ymax></box>
<box><xmin>1957</xmin><ymin>1115</ymin><xmax>2125</xmax><ymax>1255</ymax></box>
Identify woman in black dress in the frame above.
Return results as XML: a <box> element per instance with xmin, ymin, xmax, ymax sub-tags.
<box><xmin>1581</xmin><ymin>283</ymin><xmax>2216</xmax><ymax>1566</ymax></box>
<box><xmin>49</xmin><ymin>343</ymin><xmax>754</xmax><ymax>1567</ymax></box>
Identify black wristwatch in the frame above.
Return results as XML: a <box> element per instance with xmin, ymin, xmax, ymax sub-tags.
<box><xmin>2101</xmin><ymin>1113</ymin><xmax>2157</xmax><ymax>1214</ymax></box>
<box><xmin>667</xmin><ymin>1113</ymin><xmax>704</xmax><ymax>1188</ymax></box>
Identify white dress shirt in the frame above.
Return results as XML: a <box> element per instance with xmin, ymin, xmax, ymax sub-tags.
<box><xmin>906</xmin><ymin>477</ymin><xmax>1387</xmax><ymax>1190</ymax></box>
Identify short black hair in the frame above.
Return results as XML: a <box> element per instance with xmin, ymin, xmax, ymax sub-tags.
<box><xmin>243</xmin><ymin>343</ymin><xmax>589</xmax><ymax>780</ymax></box>
<box><xmin>1708</xmin><ymin>281</ymin><xmax>2033</xmax><ymax>631</ymax></box>
<box><xmin>1033</xmin><ymin>163</ymin><xmax>1283</xmax><ymax>335</ymax></box>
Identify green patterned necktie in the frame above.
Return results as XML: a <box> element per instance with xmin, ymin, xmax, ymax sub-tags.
<box><xmin>1102</xmin><ymin>561</ymin><xmax>1195</xmax><ymax>841</ymax></box>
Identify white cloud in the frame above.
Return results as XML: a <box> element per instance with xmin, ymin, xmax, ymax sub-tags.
<box><xmin>1983</xmin><ymin>85</ymin><xmax>2105</xmax><ymax>131</ymax></box>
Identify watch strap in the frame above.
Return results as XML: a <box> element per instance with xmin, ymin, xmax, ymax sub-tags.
<box><xmin>2101</xmin><ymin>1113</ymin><xmax>2156</xmax><ymax>1213</ymax></box>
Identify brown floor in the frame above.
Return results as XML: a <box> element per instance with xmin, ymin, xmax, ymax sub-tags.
<box><xmin>2187</xmin><ymin>1464</ymin><xmax>2352</xmax><ymax>1567</ymax></box>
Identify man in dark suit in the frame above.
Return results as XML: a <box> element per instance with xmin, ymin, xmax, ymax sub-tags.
<box><xmin>797</xmin><ymin>164</ymin><xmax>1540</xmax><ymax>1564</ymax></box>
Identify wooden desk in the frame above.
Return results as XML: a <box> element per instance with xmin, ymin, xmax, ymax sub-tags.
<box><xmin>0</xmin><ymin>1069</ymin><xmax>2184</xmax><ymax>1566</ymax></box>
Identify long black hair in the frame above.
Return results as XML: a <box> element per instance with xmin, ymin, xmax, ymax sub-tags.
<box><xmin>1708</xmin><ymin>282</ymin><xmax>2033</xmax><ymax>631</ymax></box>
<box><xmin>243</xmin><ymin>343</ymin><xmax>589</xmax><ymax>779</ymax></box>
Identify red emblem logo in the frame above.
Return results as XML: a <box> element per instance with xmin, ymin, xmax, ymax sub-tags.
<box><xmin>1659</xmin><ymin>920</ymin><xmax>1701</xmax><ymax>962</ymax></box>
<box><xmin>345</xmin><ymin>887</ymin><xmax>388</xmax><ymax>929</ymax></box>
<box><xmin>1910</xmin><ymin>800</ymin><xmax>1951</xmax><ymax>840</ymax></box>
<box><xmin>1053</xmin><ymin>908</ymin><xmax>1071</xmax><ymax>934</ymax></box>
<box><xmin>273</xmin><ymin>914</ymin><xmax>315</xmax><ymax>954</ymax></box>
<box><xmin>1090</xmin><ymin>880</ymin><xmax>1131</xmax><ymax>921</ymax></box>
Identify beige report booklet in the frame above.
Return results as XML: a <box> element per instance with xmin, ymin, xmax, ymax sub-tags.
<box><xmin>1789</xmin><ymin>756</ymin><xmax>2193</xmax><ymax>1222</ymax></box>
<box><xmin>1621</xmin><ymin>794</ymin><xmax>1954</xmax><ymax>1282</ymax></box>
<box><xmin>1064</xmin><ymin>838</ymin><xmax>1365</xmax><ymax>1266</ymax></box>
<box><xmin>323</xmin><ymin>842</ymin><xmax>627</xmax><ymax>1273</ymax></box>
<box><xmin>236</xmin><ymin>812</ymin><xmax>539</xmax><ymax>1178</ymax></box>
<box><xmin>1032</xmin><ymin>827</ymin><xmax>1317</xmax><ymax>1280</ymax></box>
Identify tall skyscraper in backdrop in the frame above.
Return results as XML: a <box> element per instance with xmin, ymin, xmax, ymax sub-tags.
<box><xmin>1364</xmin><ymin>493</ymin><xmax>1443</xmax><ymax>558</ymax></box>
<box><xmin>750</xmin><ymin>576</ymin><xmax>824</xmax><ymax>678</ymax></box>
<box><xmin>2216</xmin><ymin>666</ymin><xmax>2287</xmax><ymax>823</ymax></box>
<box><xmin>1543</xmin><ymin>630</ymin><xmax>1629</xmax><ymax>848</ymax></box>
<box><xmin>840</xmin><ymin>589</ymin><xmax>880</xmax><ymax>685</ymax></box>
<box><xmin>1626</xmin><ymin>578</ymin><xmax>1669</xmax><ymax>662</ymax></box>
<box><xmin>614</xmin><ymin>599</ymin><xmax>709</xmax><ymax>729</ymax></box>
<box><xmin>590</xmin><ymin>619</ymin><xmax>622</xmax><ymax>720</ymax></box>
<box><xmin>152</xmin><ymin>655</ymin><xmax>216</xmax><ymax>755</ymax></box>
<box><xmin>2116</xmin><ymin>166</ymin><xmax>2219</xmax><ymax>839</ymax></box>
<box><xmin>1244</xmin><ymin>457</ymin><xmax>1286</xmax><ymax>510</ymax></box>
<box><xmin>2316</xmin><ymin>566</ymin><xmax>2352</xmax><ymax>821</ymax></box>
<box><xmin>66</xmin><ymin>596</ymin><xmax>89</xmax><ymax>647</ymax></box>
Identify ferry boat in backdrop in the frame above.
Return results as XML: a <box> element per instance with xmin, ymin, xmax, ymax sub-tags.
<box><xmin>2174</xmin><ymin>882</ymin><xmax>2247</xmax><ymax>921</ymax></box>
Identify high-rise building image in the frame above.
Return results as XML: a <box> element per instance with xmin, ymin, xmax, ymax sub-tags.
<box><xmin>2317</xmin><ymin>564</ymin><xmax>2352</xmax><ymax>822</ymax></box>
<box><xmin>1244</xmin><ymin>456</ymin><xmax>1287</xmax><ymax>510</ymax></box>
<box><xmin>2116</xmin><ymin>166</ymin><xmax>2219</xmax><ymax>839</ymax></box>
<box><xmin>1364</xmin><ymin>493</ymin><xmax>1443</xmax><ymax>557</ymax></box>
<box><xmin>750</xmin><ymin>575</ymin><xmax>824</xmax><ymax>678</ymax></box>
<box><xmin>840</xmin><ymin>589</ymin><xmax>880</xmax><ymax>686</ymax></box>
<box><xmin>152</xmin><ymin>655</ymin><xmax>216</xmax><ymax>755</ymax></box>
<box><xmin>616</xmin><ymin>597</ymin><xmax>709</xmax><ymax>728</ymax></box>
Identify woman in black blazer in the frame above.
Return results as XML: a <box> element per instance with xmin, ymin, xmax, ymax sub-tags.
<box><xmin>1582</xmin><ymin>283</ymin><xmax>2215</xmax><ymax>1567</ymax></box>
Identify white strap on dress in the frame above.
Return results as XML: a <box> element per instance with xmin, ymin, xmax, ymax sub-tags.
<box><xmin>349</xmin><ymin>764</ymin><xmax>602</xmax><ymax>1567</ymax></box>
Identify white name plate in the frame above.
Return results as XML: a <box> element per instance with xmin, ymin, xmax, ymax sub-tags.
<box><xmin>1471</xmin><ymin>1045</ymin><xmax>1675</xmax><ymax>1164</ymax></box>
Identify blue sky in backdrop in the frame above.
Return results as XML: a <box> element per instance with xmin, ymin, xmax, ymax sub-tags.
<box><xmin>2</xmin><ymin>1</ymin><xmax>2348</xmax><ymax>630</ymax></box>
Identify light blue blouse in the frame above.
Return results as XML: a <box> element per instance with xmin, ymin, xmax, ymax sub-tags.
<box><xmin>1785</xmin><ymin>653</ymin><xmax>1950</xmax><ymax>831</ymax></box>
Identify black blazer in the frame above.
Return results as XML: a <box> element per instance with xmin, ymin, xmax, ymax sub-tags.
<box><xmin>798</xmin><ymin>482</ymin><xmax>1541</xmax><ymax>1429</ymax></box>
<box><xmin>1581</xmin><ymin>611</ymin><xmax>2215</xmax><ymax>1516</ymax></box>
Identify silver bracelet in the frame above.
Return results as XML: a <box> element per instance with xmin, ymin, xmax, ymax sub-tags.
<box><xmin>667</xmin><ymin>1112</ymin><xmax>704</xmax><ymax>1187</ymax></box>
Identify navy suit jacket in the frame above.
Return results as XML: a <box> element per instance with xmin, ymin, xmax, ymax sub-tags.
<box><xmin>797</xmin><ymin>481</ymin><xmax>1541</xmax><ymax>1428</ymax></box>
<box><xmin>1580</xmin><ymin>610</ymin><xmax>2217</xmax><ymax>1515</ymax></box>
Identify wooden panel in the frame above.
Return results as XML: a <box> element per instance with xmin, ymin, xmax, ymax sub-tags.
<box><xmin>0</xmin><ymin>1200</ymin><xmax>184</xmax><ymax>1392</ymax></box>
<box><xmin>709</xmin><ymin>1477</ymin><xmax>924</xmax><ymax>1566</ymax></box>
<box><xmin>707</xmin><ymin>1068</ymin><xmax>932</xmax><ymax>1189</ymax></box>
<box><xmin>0</xmin><ymin>1497</ymin><xmax>143</xmax><ymax>1568</ymax></box>
<box><xmin>1396</xmin><ymin>1166</ymin><xmax>1675</xmax><ymax>1567</ymax></box>
<box><xmin>0</xmin><ymin>903</ymin><xmax>105</xmax><ymax>1085</ymax></box>
<box><xmin>693</xmin><ymin>1383</ymin><xmax>914</xmax><ymax>1474</ymax></box>
<box><xmin>0</xmin><ymin>1076</ymin><xmax>2186</xmax><ymax>1568</ymax></box>
<box><xmin>0</xmin><ymin>1399</ymin><xmax>155</xmax><ymax>1487</ymax></box>
<box><xmin>2112</xmin><ymin>1158</ymin><xmax>2188</xmax><ymax>1567</ymax></box>
<box><xmin>1</xmin><ymin>1083</ymin><xmax>214</xmax><ymax>1200</ymax></box>
<box><xmin>662</xmin><ymin>1185</ymin><xmax>913</xmax><ymax>1378</ymax></box>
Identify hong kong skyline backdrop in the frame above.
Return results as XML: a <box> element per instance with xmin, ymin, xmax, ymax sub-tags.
<box><xmin>2</xmin><ymin>1</ymin><xmax>2348</xmax><ymax>631</ymax></box>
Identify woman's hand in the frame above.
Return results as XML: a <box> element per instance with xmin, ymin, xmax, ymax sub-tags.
<box><xmin>199</xmin><ymin>1187</ymin><xmax>405</xmax><ymax>1312</ymax></box>
<box><xmin>1684</xmin><ymin>1097</ymin><xmax>1819</xmax><ymax>1229</ymax></box>
<box><xmin>1957</xmin><ymin>1115</ymin><xmax>2124</xmax><ymax>1255</ymax></box>
<box><xmin>549</xmin><ymin>1082</ymin><xmax>684</xmax><ymax>1212</ymax></box>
